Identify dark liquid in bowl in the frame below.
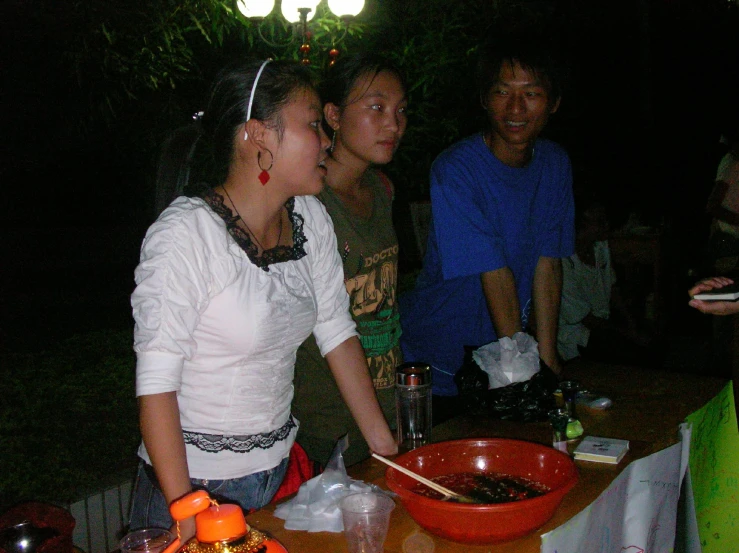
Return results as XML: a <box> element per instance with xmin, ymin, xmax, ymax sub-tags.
<box><xmin>412</xmin><ymin>472</ymin><xmax>550</xmax><ymax>503</ymax></box>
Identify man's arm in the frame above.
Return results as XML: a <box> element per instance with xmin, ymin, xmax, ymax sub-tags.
<box><xmin>481</xmin><ymin>267</ymin><xmax>522</xmax><ymax>339</ymax></box>
<box><xmin>532</xmin><ymin>256</ymin><xmax>563</xmax><ymax>375</ymax></box>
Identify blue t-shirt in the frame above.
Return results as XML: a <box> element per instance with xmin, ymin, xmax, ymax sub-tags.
<box><xmin>400</xmin><ymin>134</ymin><xmax>575</xmax><ymax>396</ymax></box>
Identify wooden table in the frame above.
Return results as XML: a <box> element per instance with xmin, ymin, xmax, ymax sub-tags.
<box><xmin>248</xmin><ymin>361</ymin><xmax>726</xmax><ymax>552</ymax></box>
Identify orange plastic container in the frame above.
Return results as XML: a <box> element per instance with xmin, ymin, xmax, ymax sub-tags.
<box><xmin>162</xmin><ymin>491</ymin><xmax>287</xmax><ymax>553</ymax></box>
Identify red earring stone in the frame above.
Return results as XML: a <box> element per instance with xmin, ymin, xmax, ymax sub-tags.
<box><xmin>258</xmin><ymin>170</ymin><xmax>270</xmax><ymax>185</ymax></box>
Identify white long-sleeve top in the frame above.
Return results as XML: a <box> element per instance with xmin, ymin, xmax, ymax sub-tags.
<box><xmin>132</xmin><ymin>194</ymin><xmax>357</xmax><ymax>479</ymax></box>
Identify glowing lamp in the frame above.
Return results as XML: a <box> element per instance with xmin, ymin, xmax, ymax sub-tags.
<box><xmin>236</xmin><ymin>0</ymin><xmax>275</xmax><ymax>18</ymax></box>
<box><xmin>327</xmin><ymin>0</ymin><xmax>365</xmax><ymax>17</ymax></box>
<box><xmin>281</xmin><ymin>0</ymin><xmax>320</xmax><ymax>23</ymax></box>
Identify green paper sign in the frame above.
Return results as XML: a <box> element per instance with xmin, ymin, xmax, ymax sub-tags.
<box><xmin>685</xmin><ymin>382</ymin><xmax>739</xmax><ymax>553</ymax></box>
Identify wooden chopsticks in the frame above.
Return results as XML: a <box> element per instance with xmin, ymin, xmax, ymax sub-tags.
<box><xmin>371</xmin><ymin>453</ymin><xmax>479</xmax><ymax>503</ymax></box>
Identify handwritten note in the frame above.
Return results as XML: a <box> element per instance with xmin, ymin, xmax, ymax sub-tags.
<box><xmin>540</xmin><ymin>438</ymin><xmax>686</xmax><ymax>553</ymax></box>
<box><xmin>684</xmin><ymin>382</ymin><xmax>739</xmax><ymax>553</ymax></box>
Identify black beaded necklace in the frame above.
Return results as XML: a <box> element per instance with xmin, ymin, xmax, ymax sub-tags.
<box><xmin>222</xmin><ymin>186</ymin><xmax>283</xmax><ymax>252</ymax></box>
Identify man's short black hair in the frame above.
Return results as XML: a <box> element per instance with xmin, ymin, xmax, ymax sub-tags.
<box><xmin>477</xmin><ymin>30</ymin><xmax>565</xmax><ymax>103</ymax></box>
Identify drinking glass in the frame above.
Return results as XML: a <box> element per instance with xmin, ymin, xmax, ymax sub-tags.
<box><xmin>396</xmin><ymin>363</ymin><xmax>432</xmax><ymax>451</ymax></box>
<box><xmin>119</xmin><ymin>529</ymin><xmax>173</xmax><ymax>553</ymax></box>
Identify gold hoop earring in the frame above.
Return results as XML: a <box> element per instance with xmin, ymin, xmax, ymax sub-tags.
<box><xmin>257</xmin><ymin>149</ymin><xmax>274</xmax><ymax>185</ymax></box>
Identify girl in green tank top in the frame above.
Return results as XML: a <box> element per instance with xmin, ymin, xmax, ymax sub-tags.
<box><xmin>292</xmin><ymin>53</ymin><xmax>409</xmax><ymax>467</ymax></box>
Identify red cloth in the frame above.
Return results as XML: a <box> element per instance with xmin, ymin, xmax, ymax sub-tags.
<box><xmin>270</xmin><ymin>442</ymin><xmax>318</xmax><ymax>503</ymax></box>
<box><xmin>0</xmin><ymin>502</ymin><xmax>75</xmax><ymax>553</ymax></box>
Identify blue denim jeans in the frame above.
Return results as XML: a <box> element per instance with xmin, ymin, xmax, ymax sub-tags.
<box><xmin>128</xmin><ymin>457</ymin><xmax>289</xmax><ymax>531</ymax></box>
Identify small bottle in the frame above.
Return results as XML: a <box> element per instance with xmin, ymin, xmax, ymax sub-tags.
<box><xmin>548</xmin><ymin>408</ymin><xmax>570</xmax><ymax>453</ymax></box>
<box><xmin>559</xmin><ymin>379</ymin><xmax>584</xmax><ymax>439</ymax></box>
<box><xmin>559</xmin><ymin>380</ymin><xmax>580</xmax><ymax>420</ymax></box>
<box><xmin>395</xmin><ymin>362</ymin><xmax>433</xmax><ymax>451</ymax></box>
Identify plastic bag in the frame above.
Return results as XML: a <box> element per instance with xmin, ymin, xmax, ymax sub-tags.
<box><xmin>473</xmin><ymin>332</ymin><xmax>540</xmax><ymax>389</ymax></box>
<box><xmin>484</xmin><ymin>360</ymin><xmax>558</xmax><ymax>421</ymax></box>
<box><xmin>454</xmin><ymin>338</ymin><xmax>559</xmax><ymax>422</ymax></box>
<box><xmin>453</xmin><ymin>345</ymin><xmax>489</xmax><ymax>413</ymax></box>
<box><xmin>273</xmin><ymin>435</ymin><xmax>388</xmax><ymax>532</ymax></box>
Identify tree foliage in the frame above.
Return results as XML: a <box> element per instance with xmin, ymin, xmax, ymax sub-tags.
<box><xmin>66</xmin><ymin>1</ymin><xmax>366</xmax><ymax>126</ymax></box>
<box><xmin>67</xmin><ymin>1</ymin><xmax>229</xmax><ymax>125</ymax></box>
<box><xmin>0</xmin><ymin>330</ymin><xmax>138</xmax><ymax>508</ymax></box>
<box><xmin>61</xmin><ymin>0</ymin><xmax>562</xmax><ymax>202</ymax></box>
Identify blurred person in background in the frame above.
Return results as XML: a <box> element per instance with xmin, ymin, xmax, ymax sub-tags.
<box><xmin>558</xmin><ymin>197</ymin><xmax>657</xmax><ymax>366</ymax></box>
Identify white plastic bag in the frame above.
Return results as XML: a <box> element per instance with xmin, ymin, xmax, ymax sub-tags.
<box><xmin>472</xmin><ymin>332</ymin><xmax>540</xmax><ymax>389</ymax></box>
<box><xmin>274</xmin><ymin>435</ymin><xmax>386</xmax><ymax>532</ymax></box>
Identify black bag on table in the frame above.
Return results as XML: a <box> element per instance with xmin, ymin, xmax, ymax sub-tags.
<box><xmin>453</xmin><ymin>345</ymin><xmax>559</xmax><ymax>422</ymax></box>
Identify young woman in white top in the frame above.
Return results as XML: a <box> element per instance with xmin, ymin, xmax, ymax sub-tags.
<box><xmin>129</xmin><ymin>59</ymin><xmax>397</xmax><ymax>540</ymax></box>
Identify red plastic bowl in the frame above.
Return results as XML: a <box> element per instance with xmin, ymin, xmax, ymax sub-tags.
<box><xmin>384</xmin><ymin>438</ymin><xmax>578</xmax><ymax>544</ymax></box>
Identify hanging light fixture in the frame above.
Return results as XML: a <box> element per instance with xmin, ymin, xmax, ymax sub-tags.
<box><xmin>239</xmin><ymin>0</ymin><xmax>366</xmax><ymax>64</ymax></box>
<box><xmin>281</xmin><ymin>0</ymin><xmax>320</xmax><ymax>23</ymax></box>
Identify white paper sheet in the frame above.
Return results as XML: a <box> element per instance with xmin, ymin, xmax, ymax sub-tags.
<box><xmin>541</xmin><ymin>430</ymin><xmax>689</xmax><ymax>553</ymax></box>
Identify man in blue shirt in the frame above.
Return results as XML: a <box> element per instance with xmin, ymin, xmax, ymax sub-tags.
<box><xmin>400</xmin><ymin>34</ymin><xmax>575</xmax><ymax>420</ymax></box>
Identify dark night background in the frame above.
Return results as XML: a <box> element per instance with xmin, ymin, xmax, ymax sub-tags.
<box><xmin>1</xmin><ymin>0</ymin><xmax>738</xmax><ymax>353</ymax></box>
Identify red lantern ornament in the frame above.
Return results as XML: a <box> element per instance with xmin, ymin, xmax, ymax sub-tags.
<box><xmin>329</xmin><ymin>48</ymin><xmax>340</xmax><ymax>67</ymax></box>
<box><xmin>299</xmin><ymin>34</ymin><xmax>312</xmax><ymax>65</ymax></box>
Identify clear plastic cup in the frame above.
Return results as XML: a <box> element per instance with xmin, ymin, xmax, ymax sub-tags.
<box><xmin>119</xmin><ymin>528</ymin><xmax>173</xmax><ymax>553</ymax></box>
<box><xmin>339</xmin><ymin>492</ymin><xmax>395</xmax><ymax>553</ymax></box>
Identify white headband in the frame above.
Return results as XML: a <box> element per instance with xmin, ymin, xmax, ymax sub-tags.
<box><xmin>244</xmin><ymin>59</ymin><xmax>272</xmax><ymax>141</ymax></box>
